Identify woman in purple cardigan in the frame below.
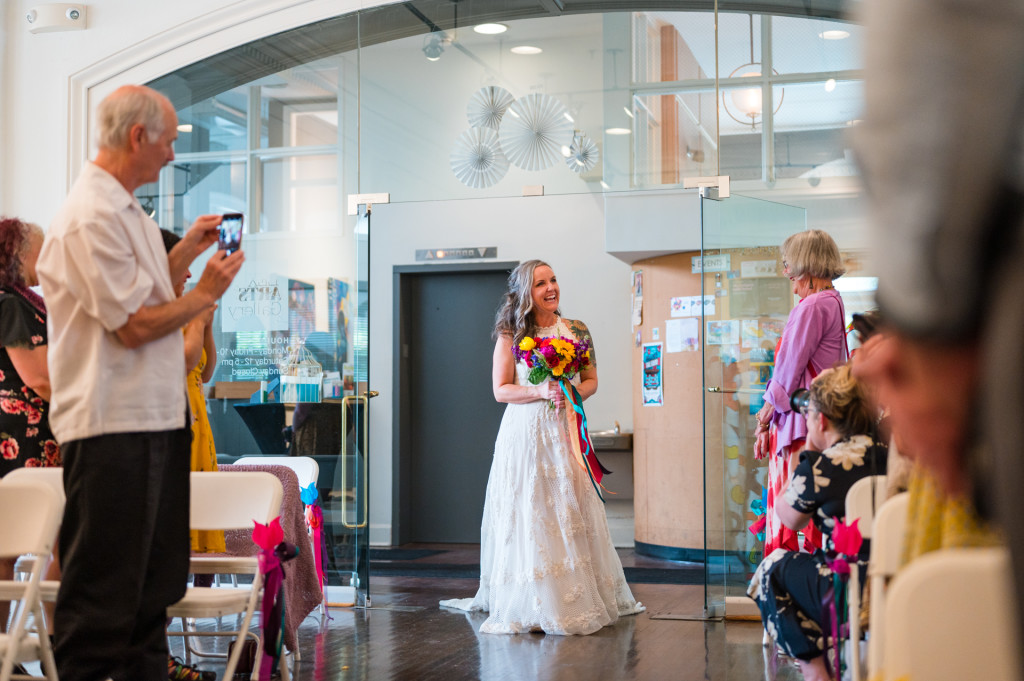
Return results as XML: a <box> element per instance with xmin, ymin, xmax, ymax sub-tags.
<box><xmin>754</xmin><ymin>230</ymin><xmax>848</xmax><ymax>555</ymax></box>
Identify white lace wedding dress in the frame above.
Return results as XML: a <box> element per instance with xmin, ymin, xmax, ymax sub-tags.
<box><xmin>440</xmin><ymin>318</ymin><xmax>644</xmax><ymax>635</ymax></box>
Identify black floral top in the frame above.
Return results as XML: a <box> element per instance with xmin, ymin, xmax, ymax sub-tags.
<box><xmin>0</xmin><ymin>289</ymin><xmax>60</xmax><ymax>475</ymax></box>
<box><xmin>783</xmin><ymin>434</ymin><xmax>887</xmax><ymax>560</ymax></box>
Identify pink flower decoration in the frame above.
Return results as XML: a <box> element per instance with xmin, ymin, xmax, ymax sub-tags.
<box><xmin>252</xmin><ymin>516</ymin><xmax>284</xmax><ymax>550</ymax></box>
<box><xmin>832</xmin><ymin>516</ymin><xmax>863</xmax><ymax>557</ymax></box>
<box><xmin>0</xmin><ymin>438</ymin><xmax>19</xmax><ymax>460</ymax></box>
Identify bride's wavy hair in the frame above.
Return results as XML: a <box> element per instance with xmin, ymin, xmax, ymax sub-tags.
<box><xmin>493</xmin><ymin>259</ymin><xmax>559</xmax><ymax>345</ymax></box>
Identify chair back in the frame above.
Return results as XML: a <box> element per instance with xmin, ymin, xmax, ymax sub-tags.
<box><xmin>0</xmin><ymin>482</ymin><xmax>61</xmax><ymax>560</ymax></box>
<box><xmin>233</xmin><ymin>456</ymin><xmax>319</xmax><ymax>491</ymax></box>
<box><xmin>189</xmin><ymin>471</ymin><xmax>283</xmax><ymax>531</ymax></box>
<box><xmin>883</xmin><ymin>547</ymin><xmax>1021</xmax><ymax>681</ymax></box>
<box><xmin>3</xmin><ymin>467</ymin><xmax>65</xmax><ymax>505</ymax></box>
<box><xmin>867</xmin><ymin>492</ymin><xmax>910</xmax><ymax>680</ymax></box>
<box><xmin>845</xmin><ymin>474</ymin><xmax>887</xmax><ymax>539</ymax></box>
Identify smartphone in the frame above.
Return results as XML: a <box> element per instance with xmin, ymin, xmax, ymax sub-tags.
<box><xmin>219</xmin><ymin>213</ymin><xmax>244</xmax><ymax>255</ymax></box>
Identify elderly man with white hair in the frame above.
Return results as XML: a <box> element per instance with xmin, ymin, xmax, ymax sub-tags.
<box><xmin>36</xmin><ymin>84</ymin><xmax>244</xmax><ymax>681</ymax></box>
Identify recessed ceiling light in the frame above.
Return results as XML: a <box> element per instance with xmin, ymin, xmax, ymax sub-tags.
<box><xmin>825</xmin><ymin>78</ymin><xmax>836</xmax><ymax>92</ymax></box>
<box><xmin>511</xmin><ymin>45</ymin><xmax>542</xmax><ymax>55</ymax></box>
<box><xmin>605</xmin><ymin>127</ymin><xmax>631</xmax><ymax>135</ymax></box>
<box><xmin>474</xmin><ymin>23</ymin><xmax>508</xmax><ymax>35</ymax></box>
<box><xmin>177</xmin><ymin>124</ymin><xmax>193</xmax><ymax>133</ymax></box>
<box><xmin>820</xmin><ymin>29</ymin><xmax>850</xmax><ymax>40</ymax></box>
<box><xmin>623</xmin><ymin>106</ymin><xmax>634</xmax><ymax>119</ymax></box>
<box><xmin>600</xmin><ymin>181</ymin><xmax>610</xmax><ymax>190</ymax></box>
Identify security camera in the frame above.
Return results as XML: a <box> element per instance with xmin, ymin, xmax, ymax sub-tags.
<box><xmin>66</xmin><ymin>7</ymin><xmax>81</xmax><ymax>20</ymax></box>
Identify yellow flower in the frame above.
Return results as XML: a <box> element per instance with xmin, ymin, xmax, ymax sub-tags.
<box><xmin>552</xmin><ymin>365</ymin><xmax>564</xmax><ymax>377</ymax></box>
<box><xmin>518</xmin><ymin>337</ymin><xmax>536</xmax><ymax>351</ymax></box>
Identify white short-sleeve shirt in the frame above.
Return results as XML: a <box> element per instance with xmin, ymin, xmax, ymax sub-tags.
<box><xmin>37</xmin><ymin>162</ymin><xmax>186</xmax><ymax>442</ymax></box>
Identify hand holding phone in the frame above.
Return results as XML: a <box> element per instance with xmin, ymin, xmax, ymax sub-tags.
<box><xmin>219</xmin><ymin>213</ymin><xmax>244</xmax><ymax>255</ymax></box>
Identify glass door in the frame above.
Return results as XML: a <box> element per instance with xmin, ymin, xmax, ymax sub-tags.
<box><xmin>324</xmin><ymin>201</ymin><xmax>374</xmax><ymax>608</ymax></box>
<box><xmin>700</xmin><ymin>193</ymin><xmax>806</xmax><ymax>617</ymax></box>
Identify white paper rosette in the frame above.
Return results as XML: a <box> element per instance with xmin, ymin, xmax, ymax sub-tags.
<box><xmin>467</xmin><ymin>86</ymin><xmax>515</xmax><ymax>129</ymax></box>
<box><xmin>450</xmin><ymin>127</ymin><xmax>509</xmax><ymax>189</ymax></box>
<box><xmin>565</xmin><ymin>133</ymin><xmax>600</xmax><ymax>173</ymax></box>
<box><xmin>499</xmin><ymin>93</ymin><xmax>574</xmax><ymax>171</ymax></box>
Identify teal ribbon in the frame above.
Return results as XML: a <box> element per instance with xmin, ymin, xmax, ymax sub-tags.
<box><xmin>560</xmin><ymin>381</ymin><xmax>607</xmax><ymax>503</ymax></box>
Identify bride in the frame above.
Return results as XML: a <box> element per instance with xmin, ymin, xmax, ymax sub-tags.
<box><xmin>440</xmin><ymin>259</ymin><xmax>644</xmax><ymax>635</ymax></box>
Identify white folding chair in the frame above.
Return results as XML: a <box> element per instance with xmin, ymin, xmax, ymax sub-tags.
<box><xmin>0</xmin><ymin>481</ymin><xmax>62</xmax><ymax>681</ymax></box>
<box><xmin>233</xmin><ymin>457</ymin><xmax>319</xmax><ymax>491</ymax></box>
<box><xmin>843</xmin><ymin>474</ymin><xmax>887</xmax><ymax>681</ymax></box>
<box><xmin>3</xmin><ymin>469</ymin><xmax>63</xmax><ymax>605</ymax></box>
<box><xmin>167</xmin><ymin>471</ymin><xmax>286</xmax><ymax>681</ymax></box>
<box><xmin>883</xmin><ymin>547</ymin><xmax>1021</xmax><ymax>681</ymax></box>
<box><xmin>866</xmin><ymin>492</ymin><xmax>909</xmax><ymax>680</ymax></box>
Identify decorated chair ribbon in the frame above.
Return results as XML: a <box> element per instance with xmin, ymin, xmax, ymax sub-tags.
<box><xmin>821</xmin><ymin>516</ymin><xmax>863</xmax><ymax>681</ymax></box>
<box><xmin>253</xmin><ymin>517</ymin><xmax>299</xmax><ymax>681</ymax></box>
<box><xmin>559</xmin><ymin>380</ymin><xmax>613</xmax><ymax>502</ymax></box>
<box><xmin>300</xmin><ymin>482</ymin><xmax>330</xmax><ymax>618</ymax></box>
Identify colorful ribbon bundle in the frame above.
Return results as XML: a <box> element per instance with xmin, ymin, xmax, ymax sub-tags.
<box><xmin>821</xmin><ymin>516</ymin><xmax>863</xmax><ymax>680</ymax></box>
<box><xmin>252</xmin><ymin>517</ymin><xmax>299</xmax><ymax>681</ymax></box>
<box><xmin>559</xmin><ymin>380</ymin><xmax>612</xmax><ymax>502</ymax></box>
<box><xmin>300</xmin><ymin>482</ymin><xmax>330</xmax><ymax>616</ymax></box>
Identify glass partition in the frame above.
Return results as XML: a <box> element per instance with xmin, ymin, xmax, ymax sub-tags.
<box><xmin>701</xmin><ymin>193</ymin><xmax>806</xmax><ymax>616</ymax></box>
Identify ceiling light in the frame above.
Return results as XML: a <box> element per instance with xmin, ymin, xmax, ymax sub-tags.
<box><xmin>511</xmin><ymin>45</ymin><xmax>542</xmax><ymax>55</ymax></box>
<box><xmin>176</xmin><ymin>124</ymin><xmax>193</xmax><ymax>133</ymax></box>
<box><xmin>820</xmin><ymin>29</ymin><xmax>850</xmax><ymax>40</ymax></box>
<box><xmin>423</xmin><ymin>33</ymin><xmax>446</xmax><ymax>62</ymax></box>
<box><xmin>563</xmin><ymin>112</ymin><xmax>574</xmax><ymax>123</ymax></box>
<box><xmin>722</xmin><ymin>14</ymin><xmax>784</xmax><ymax>130</ymax></box>
<box><xmin>623</xmin><ymin>106</ymin><xmax>634</xmax><ymax>119</ymax></box>
<box><xmin>474</xmin><ymin>23</ymin><xmax>507</xmax><ymax>35</ymax></box>
<box><xmin>600</xmin><ymin>181</ymin><xmax>610</xmax><ymax>190</ymax></box>
<box><xmin>825</xmin><ymin>78</ymin><xmax>836</xmax><ymax>92</ymax></box>
<box><xmin>605</xmin><ymin>128</ymin><xmax>631</xmax><ymax>135</ymax></box>
<box><xmin>561</xmin><ymin>145</ymin><xmax>571</xmax><ymax>157</ymax></box>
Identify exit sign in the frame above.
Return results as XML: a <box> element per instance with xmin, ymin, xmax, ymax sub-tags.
<box><xmin>416</xmin><ymin>247</ymin><xmax>497</xmax><ymax>261</ymax></box>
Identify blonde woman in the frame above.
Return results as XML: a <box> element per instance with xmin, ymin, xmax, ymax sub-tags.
<box><xmin>749</xmin><ymin>365</ymin><xmax>887</xmax><ymax>681</ymax></box>
<box><xmin>754</xmin><ymin>229</ymin><xmax>848</xmax><ymax>556</ymax></box>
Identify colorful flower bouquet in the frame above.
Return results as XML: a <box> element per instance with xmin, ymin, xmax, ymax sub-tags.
<box><xmin>513</xmin><ymin>335</ymin><xmax>592</xmax><ymax>388</ymax></box>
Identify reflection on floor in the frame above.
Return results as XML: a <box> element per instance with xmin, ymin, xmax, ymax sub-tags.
<box><xmin>168</xmin><ymin>545</ymin><xmax>804</xmax><ymax>681</ymax></box>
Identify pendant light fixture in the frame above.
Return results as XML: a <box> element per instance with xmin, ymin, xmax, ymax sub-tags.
<box><xmin>722</xmin><ymin>14</ymin><xmax>784</xmax><ymax>130</ymax></box>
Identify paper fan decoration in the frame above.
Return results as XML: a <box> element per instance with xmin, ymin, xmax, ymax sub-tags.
<box><xmin>467</xmin><ymin>86</ymin><xmax>515</xmax><ymax>129</ymax></box>
<box><xmin>565</xmin><ymin>132</ymin><xmax>600</xmax><ymax>173</ymax></box>
<box><xmin>499</xmin><ymin>93</ymin><xmax>574</xmax><ymax>171</ymax></box>
<box><xmin>450</xmin><ymin>127</ymin><xmax>509</xmax><ymax>189</ymax></box>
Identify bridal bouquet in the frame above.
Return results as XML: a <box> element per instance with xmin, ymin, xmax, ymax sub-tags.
<box><xmin>513</xmin><ymin>335</ymin><xmax>592</xmax><ymax>386</ymax></box>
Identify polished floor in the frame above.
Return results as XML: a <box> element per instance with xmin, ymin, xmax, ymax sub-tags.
<box><xmin>169</xmin><ymin>546</ymin><xmax>804</xmax><ymax>681</ymax></box>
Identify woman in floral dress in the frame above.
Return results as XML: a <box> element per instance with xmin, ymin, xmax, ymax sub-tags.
<box><xmin>748</xmin><ymin>365</ymin><xmax>886</xmax><ymax>681</ymax></box>
<box><xmin>0</xmin><ymin>216</ymin><xmax>62</xmax><ymax>638</ymax></box>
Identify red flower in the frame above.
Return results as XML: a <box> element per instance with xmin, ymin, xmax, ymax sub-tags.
<box><xmin>24</xmin><ymin>405</ymin><xmax>41</xmax><ymax>425</ymax></box>
<box><xmin>43</xmin><ymin>440</ymin><xmax>60</xmax><ymax>466</ymax></box>
<box><xmin>0</xmin><ymin>398</ymin><xmax>24</xmax><ymax>415</ymax></box>
<box><xmin>0</xmin><ymin>370</ymin><xmax>5</xmax><ymax>381</ymax></box>
<box><xmin>25</xmin><ymin>458</ymin><xmax>40</xmax><ymax>467</ymax></box>
<box><xmin>0</xmin><ymin>437</ymin><xmax>19</xmax><ymax>460</ymax></box>
<box><xmin>25</xmin><ymin>427</ymin><xmax>38</xmax><ymax>437</ymax></box>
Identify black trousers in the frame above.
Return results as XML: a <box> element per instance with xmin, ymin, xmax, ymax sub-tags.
<box><xmin>54</xmin><ymin>429</ymin><xmax>190</xmax><ymax>681</ymax></box>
